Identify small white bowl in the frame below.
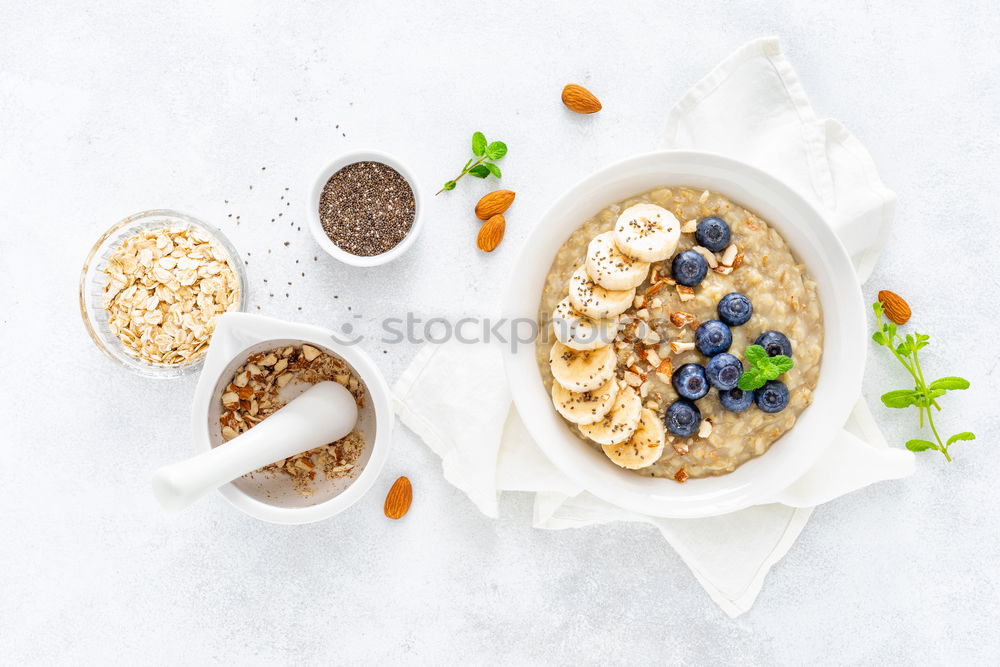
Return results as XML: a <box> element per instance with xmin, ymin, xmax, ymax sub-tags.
<box><xmin>307</xmin><ymin>150</ymin><xmax>424</xmax><ymax>267</ymax></box>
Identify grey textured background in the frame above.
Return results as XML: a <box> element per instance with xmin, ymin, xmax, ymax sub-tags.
<box><xmin>1</xmin><ymin>1</ymin><xmax>997</xmax><ymax>664</ymax></box>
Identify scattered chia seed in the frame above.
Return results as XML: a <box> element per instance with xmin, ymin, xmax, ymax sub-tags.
<box><xmin>319</xmin><ymin>161</ymin><xmax>415</xmax><ymax>256</ymax></box>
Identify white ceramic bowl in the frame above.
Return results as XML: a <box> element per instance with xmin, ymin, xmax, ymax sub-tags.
<box><xmin>502</xmin><ymin>150</ymin><xmax>866</xmax><ymax>518</ymax></box>
<box><xmin>190</xmin><ymin>313</ymin><xmax>394</xmax><ymax>524</ymax></box>
<box><xmin>307</xmin><ymin>150</ymin><xmax>424</xmax><ymax>267</ymax></box>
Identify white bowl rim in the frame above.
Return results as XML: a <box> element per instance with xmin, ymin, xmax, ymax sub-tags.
<box><xmin>190</xmin><ymin>315</ymin><xmax>395</xmax><ymax>524</ymax></box>
<box><xmin>306</xmin><ymin>150</ymin><xmax>424</xmax><ymax>267</ymax></box>
<box><xmin>501</xmin><ymin>149</ymin><xmax>866</xmax><ymax>518</ymax></box>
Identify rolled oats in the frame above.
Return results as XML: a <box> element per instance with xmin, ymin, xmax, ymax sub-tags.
<box><xmin>102</xmin><ymin>226</ymin><xmax>240</xmax><ymax>365</ymax></box>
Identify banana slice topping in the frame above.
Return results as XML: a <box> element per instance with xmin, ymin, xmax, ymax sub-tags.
<box><xmin>548</xmin><ymin>341</ymin><xmax>617</xmax><ymax>393</ymax></box>
<box><xmin>551</xmin><ymin>376</ymin><xmax>620</xmax><ymax>425</ymax></box>
<box><xmin>568</xmin><ymin>266</ymin><xmax>635</xmax><ymax>320</ymax></box>
<box><xmin>551</xmin><ymin>297</ymin><xmax>619</xmax><ymax>351</ymax></box>
<box><xmin>602</xmin><ymin>407</ymin><xmax>665</xmax><ymax>469</ymax></box>
<box><xmin>613</xmin><ymin>203</ymin><xmax>680</xmax><ymax>262</ymax></box>
<box><xmin>585</xmin><ymin>231</ymin><xmax>650</xmax><ymax>291</ymax></box>
<box><xmin>578</xmin><ymin>384</ymin><xmax>642</xmax><ymax>445</ymax></box>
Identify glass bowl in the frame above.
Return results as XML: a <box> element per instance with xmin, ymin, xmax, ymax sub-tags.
<box><xmin>79</xmin><ymin>209</ymin><xmax>248</xmax><ymax>379</ymax></box>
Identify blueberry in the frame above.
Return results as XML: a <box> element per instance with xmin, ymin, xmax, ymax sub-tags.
<box><xmin>755</xmin><ymin>380</ymin><xmax>790</xmax><ymax>413</ymax></box>
<box><xmin>705</xmin><ymin>353</ymin><xmax>743</xmax><ymax>391</ymax></box>
<box><xmin>672</xmin><ymin>363</ymin><xmax>709</xmax><ymax>401</ymax></box>
<box><xmin>671</xmin><ymin>250</ymin><xmax>708</xmax><ymax>287</ymax></box>
<box><xmin>717</xmin><ymin>292</ymin><xmax>753</xmax><ymax>326</ymax></box>
<box><xmin>719</xmin><ymin>387</ymin><xmax>755</xmax><ymax>413</ymax></box>
<box><xmin>695</xmin><ymin>320</ymin><xmax>732</xmax><ymax>356</ymax></box>
<box><xmin>665</xmin><ymin>399</ymin><xmax>701</xmax><ymax>437</ymax></box>
<box><xmin>695</xmin><ymin>216</ymin><xmax>732</xmax><ymax>252</ymax></box>
<box><xmin>755</xmin><ymin>330</ymin><xmax>793</xmax><ymax>357</ymax></box>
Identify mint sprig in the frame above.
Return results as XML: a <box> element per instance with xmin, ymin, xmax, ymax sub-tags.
<box><xmin>872</xmin><ymin>301</ymin><xmax>974</xmax><ymax>460</ymax></box>
<box><xmin>737</xmin><ymin>344</ymin><xmax>793</xmax><ymax>391</ymax></box>
<box><xmin>437</xmin><ymin>131</ymin><xmax>508</xmax><ymax>195</ymax></box>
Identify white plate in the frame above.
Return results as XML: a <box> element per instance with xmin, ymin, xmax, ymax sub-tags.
<box><xmin>501</xmin><ymin>150</ymin><xmax>866</xmax><ymax>518</ymax></box>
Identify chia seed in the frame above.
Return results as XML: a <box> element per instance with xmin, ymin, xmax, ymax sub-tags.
<box><xmin>318</xmin><ymin>161</ymin><xmax>415</xmax><ymax>256</ymax></box>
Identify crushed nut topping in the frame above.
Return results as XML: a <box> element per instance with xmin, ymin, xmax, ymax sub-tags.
<box><xmin>670</xmin><ymin>311</ymin><xmax>697</xmax><ymax>328</ymax></box>
<box><xmin>720</xmin><ymin>243</ymin><xmax>739</xmax><ymax>266</ymax></box>
<box><xmin>669</xmin><ymin>340</ymin><xmax>696</xmax><ymax>354</ymax></box>
<box><xmin>691</xmin><ymin>245</ymin><xmax>719</xmax><ymax>268</ymax></box>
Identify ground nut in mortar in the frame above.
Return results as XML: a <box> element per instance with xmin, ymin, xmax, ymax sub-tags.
<box><xmin>220</xmin><ymin>344</ymin><xmax>367</xmax><ymax>496</ymax></box>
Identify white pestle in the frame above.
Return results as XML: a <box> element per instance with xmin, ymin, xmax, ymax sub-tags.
<box><xmin>151</xmin><ymin>381</ymin><xmax>358</xmax><ymax>511</ymax></box>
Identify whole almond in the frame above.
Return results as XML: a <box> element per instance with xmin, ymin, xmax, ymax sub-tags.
<box><xmin>477</xmin><ymin>214</ymin><xmax>506</xmax><ymax>252</ymax></box>
<box><xmin>561</xmin><ymin>84</ymin><xmax>602</xmax><ymax>114</ymax></box>
<box><xmin>878</xmin><ymin>290</ymin><xmax>911</xmax><ymax>325</ymax></box>
<box><xmin>475</xmin><ymin>190</ymin><xmax>516</xmax><ymax>220</ymax></box>
<box><xmin>384</xmin><ymin>476</ymin><xmax>412</xmax><ymax>520</ymax></box>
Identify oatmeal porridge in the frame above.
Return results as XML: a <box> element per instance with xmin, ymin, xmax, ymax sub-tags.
<box><xmin>535</xmin><ymin>186</ymin><xmax>823</xmax><ymax>481</ymax></box>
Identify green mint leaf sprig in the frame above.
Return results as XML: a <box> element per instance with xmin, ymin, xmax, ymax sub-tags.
<box><xmin>871</xmin><ymin>300</ymin><xmax>974</xmax><ymax>461</ymax></box>
<box><xmin>737</xmin><ymin>344</ymin><xmax>794</xmax><ymax>391</ymax></box>
<box><xmin>437</xmin><ymin>131</ymin><xmax>508</xmax><ymax>195</ymax></box>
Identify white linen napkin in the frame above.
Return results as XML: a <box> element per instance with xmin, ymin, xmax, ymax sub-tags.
<box><xmin>393</xmin><ymin>37</ymin><xmax>914</xmax><ymax>617</ymax></box>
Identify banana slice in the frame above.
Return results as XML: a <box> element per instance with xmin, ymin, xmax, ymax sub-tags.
<box><xmin>551</xmin><ymin>297</ymin><xmax>618</xmax><ymax>351</ymax></box>
<box><xmin>578</xmin><ymin>385</ymin><xmax>642</xmax><ymax>445</ymax></box>
<box><xmin>549</xmin><ymin>341</ymin><xmax>616</xmax><ymax>393</ymax></box>
<box><xmin>602</xmin><ymin>408</ymin><xmax>665</xmax><ymax>469</ymax></box>
<box><xmin>551</xmin><ymin>376</ymin><xmax>620</xmax><ymax>425</ymax></box>
<box><xmin>567</xmin><ymin>266</ymin><xmax>635</xmax><ymax>319</ymax></box>
<box><xmin>585</xmin><ymin>232</ymin><xmax>650</xmax><ymax>291</ymax></box>
<box><xmin>613</xmin><ymin>203</ymin><xmax>681</xmax><ymax>262</ymax></box>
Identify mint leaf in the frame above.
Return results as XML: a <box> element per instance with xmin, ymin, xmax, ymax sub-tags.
<box><xmin>869</xmin><ymin>298</ymin><xmax>973</xmax><ymax>462</ymax></box>
<box><xmin>925</xmin><ymin>388</ymin><xmax>947</xmax><ymax>401</ymax></box>
<box><xmin>769</xmin><ymin>355</ymin><xmax>793</xmax><ymax>376</ymax></box>
<box><xmin>929</xmin><ymin>377</ymin><xmax>970</xmax><ymax>391</ymax></box>
<box><xmin>485</xmin><ymin>141</ymin><xmax>508</xmax><ymax>160</ymax></box>
<box><xmin>438</xmin><ymin>132</ymin><xmax>511</xmax><ymax>194</ymax></box>
<box><xmin>946</xmin><ymin>432</ymin><xmax>975</xmax><ymax>446</ymax></box>
<box><xmin>738</xmin><ymin>370</ymin><xmax>765</xmax><ymax>391</ymax></box>
<box><xmin>906</xmin><ymin>439</ymin><xmax>939</xmax><ymax>452</ymax></box>
<box><xmin>744</xmin><ymin>345</ymin><xmax>768</xmax><ymax>366</ymax></box>
<box><xmin>472</xmin><ymin>132</ymin><xmax>487</xmax><ymax>157</ymax></box>
<box><xmin>881</xmin><ymin>389</ymin><xmax>920</xmax><ymax>409</ymax></box>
